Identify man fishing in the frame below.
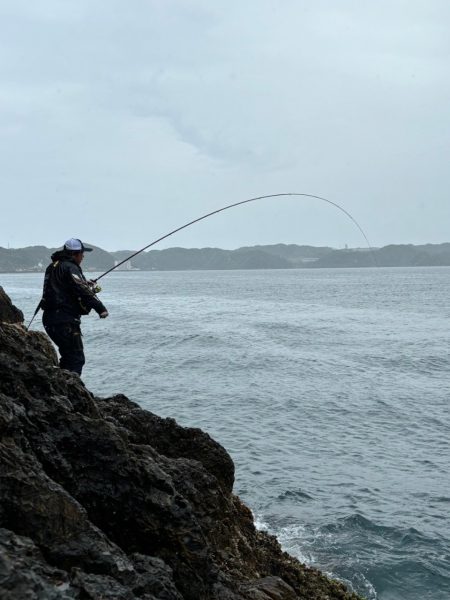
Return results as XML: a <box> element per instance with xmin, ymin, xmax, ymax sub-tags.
<box><xmin>41</xmin><ymin>238</ymin><xmax>108</xmax><ymax>376</ymax></box>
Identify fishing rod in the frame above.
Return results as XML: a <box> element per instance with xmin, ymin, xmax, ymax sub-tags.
<box><xmin>26</xmin><ymin>302</ymin><xmax>41</xmax><ymax>331</ymax></box>
<box><xmin>26</xmin><ymin>192</ymin><xmax>375</xmax><ymax>330</ymax></box>
<box><xmin>94</xmin><ymin>192</ymin><xmax>376</xmax><ymax>282</ymax></box>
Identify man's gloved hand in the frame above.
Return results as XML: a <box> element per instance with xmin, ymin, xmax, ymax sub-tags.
<box><xmin>99</xmin><ymin>311</ymin><xmax>109</xmax><ymax>319</ymax></box>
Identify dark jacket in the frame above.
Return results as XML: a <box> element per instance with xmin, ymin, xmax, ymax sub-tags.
<box><xmin>42</xmin><ymin>251</ymin><xmax>107</xmax><ymax>325</ymax></box>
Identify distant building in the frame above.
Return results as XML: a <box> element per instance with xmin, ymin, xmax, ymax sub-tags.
<box><xmin>113</xmin><ymin>260</ymin><xmax>139</xmax><ymax>271</ymax></box>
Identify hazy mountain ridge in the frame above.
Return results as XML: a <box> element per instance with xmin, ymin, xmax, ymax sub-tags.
<box><xmin>2</xmin><ymin>243</ymin><xmax>450</xmax><ymax>272</ymax></box>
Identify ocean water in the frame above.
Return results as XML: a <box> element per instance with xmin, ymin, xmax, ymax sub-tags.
<box><xmin>3</xmin><ymin>267</ymin><xmax>450</xmax><ymax>600</ymax></box>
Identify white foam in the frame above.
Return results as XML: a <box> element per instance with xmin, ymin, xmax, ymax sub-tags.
<box><xmin>253</xmin><ymin>514</ymin><xmax>315</xmax><ymax>565</ymax></box>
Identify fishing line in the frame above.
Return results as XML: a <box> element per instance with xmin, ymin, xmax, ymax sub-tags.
<box><xmin>94</xmin><ymin>192</ymin><xmax>376</xmax><ymax>282</ymax></box>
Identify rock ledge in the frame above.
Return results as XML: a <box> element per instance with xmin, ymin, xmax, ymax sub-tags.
<box><xmin>0</xmin><ymin>287</ymin><xmax>361</xmax><ymax>599</ymax></box>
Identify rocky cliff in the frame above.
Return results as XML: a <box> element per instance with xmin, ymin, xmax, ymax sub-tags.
<box><xmin>0</xmin><ymin>287</ymin><xmax>361</xmax><ymax>600</ymax></box>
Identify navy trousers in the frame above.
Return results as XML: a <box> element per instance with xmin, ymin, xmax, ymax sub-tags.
<box><xmin>44</xmin><ymin>322</ymin><xmax>85</xmax><ymax>375</ymax></box>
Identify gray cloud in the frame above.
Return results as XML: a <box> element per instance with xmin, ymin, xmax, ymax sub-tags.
<box><xmin>1</xmin><ymin>0</ymin><xmax>450</xmax><ymax>250</ymax></box>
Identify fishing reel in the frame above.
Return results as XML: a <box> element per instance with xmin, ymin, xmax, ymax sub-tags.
<box><xmin>88</xmin><ymin>280</ymin><xmax>102</xmax><ymax>294</ymax></box>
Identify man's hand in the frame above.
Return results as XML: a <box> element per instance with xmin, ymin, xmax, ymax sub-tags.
<box><xmin>88</xmin><ymin>280</ymin><xmax>102</xmax><ymax>294</ymax></box>
<box><xmin>99</xmin><ymin>311</ymin><xmax>109</xmax><ymax>319</ymax></box>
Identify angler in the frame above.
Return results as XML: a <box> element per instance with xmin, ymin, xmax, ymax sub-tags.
<box><xmin>40</xmin><ymin>238</ymin><xmax>109</xmax><ymax>376</ymax></box>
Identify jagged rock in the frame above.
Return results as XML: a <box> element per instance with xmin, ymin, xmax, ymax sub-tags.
<box><xmin>0</xmin><ymin>287</ymin><xmax>23</xmax><ymax>323</ymax></box>
<box><xmin>0</xmin><ymin>528</ymin><xmax>75</xmax><ymax>599</ymax></box>
<box><xmin>0</xmin><ymin>289</ymin><xmax>362</xmax><ymax>600</ymax></box>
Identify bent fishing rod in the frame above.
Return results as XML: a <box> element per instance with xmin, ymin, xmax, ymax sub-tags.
<box><xmin>94</xmin><ymin>192</ymin><xmax>375</xmax><ymax>282</ymax></box>
<box><xmin>26</xmin><ymin>192</ymin><xmax>375</xmax><ymax>330</ymax></box>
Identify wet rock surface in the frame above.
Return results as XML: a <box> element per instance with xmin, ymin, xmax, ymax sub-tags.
<box><xmin>0</xmin><ymin>290</ymin><xmax>362</xmax><ymax>599</ymax></box>
<box><xmin>0</xmin><ymin>287</ymin><xmax>23</xmax><ymax>324</ymax></box>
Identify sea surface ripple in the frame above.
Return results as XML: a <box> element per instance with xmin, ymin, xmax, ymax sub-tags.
<box><xmin>3</xmin><ymin>267</ymin><xmax>450</xmax><ymax>600</ymax></box>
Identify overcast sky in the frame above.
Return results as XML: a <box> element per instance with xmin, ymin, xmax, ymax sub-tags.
<box><xmin>1</xmin><ymin>0</ymin><xmax>449</xmax><ymax>251</ymax></box>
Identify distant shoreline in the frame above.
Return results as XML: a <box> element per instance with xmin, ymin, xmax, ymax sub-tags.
<box><xmin>2</xmin><ymin>242</ymin><xmax>450</xmax><ymax>271</ymax></box>
<box><xmin>3</xmin><ymin>265</ymin><xmax>450</xmax><ymax>276</ymax></box>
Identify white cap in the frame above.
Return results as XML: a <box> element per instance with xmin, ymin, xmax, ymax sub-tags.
<box><xmin>64</xmin><ymin>238</ymin><xmax>93</xmax><ymax>252</ymax></box>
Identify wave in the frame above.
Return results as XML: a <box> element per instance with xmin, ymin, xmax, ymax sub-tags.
<box><xmin>257</xmin><ymin>512</ymin><xmax>450</xmax><ymax>600</ymax></box>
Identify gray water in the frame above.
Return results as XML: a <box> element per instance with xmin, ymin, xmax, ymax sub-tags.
<box><xmin>3</xmin><ymin>268</ymin><xmax>450</xmax><ymax>600</ymax></box>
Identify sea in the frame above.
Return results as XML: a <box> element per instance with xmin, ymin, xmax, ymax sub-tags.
<box><xmin>2</xmin><ymin>267</ymin><xmax>449</xmax><ymax>600</ymax></box>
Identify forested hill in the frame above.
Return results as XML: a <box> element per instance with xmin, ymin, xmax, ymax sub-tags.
<box><xmin>1</xmin><ymin>242</ymin><xmax>450</xmax><ymax>272</ymax></box>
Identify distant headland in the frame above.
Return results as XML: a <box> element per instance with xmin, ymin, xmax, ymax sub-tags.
<box><xmin>2</xmin><ymin>242</ymin><xmax>450</xmax><ymax>272</ymax></box>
